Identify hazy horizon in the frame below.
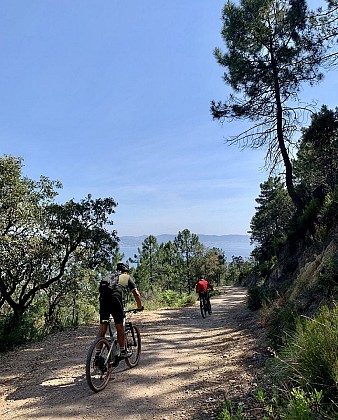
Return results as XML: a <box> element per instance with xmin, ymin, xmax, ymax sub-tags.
<box><xmin>120</xmin><ymin>233</ymin><xmax>250</xmax><ymax>238</ymax></box>
<box><xmin>119</xmin><ymin>233</ymin><xmax>253</xmax><ymax>261</ymax></box>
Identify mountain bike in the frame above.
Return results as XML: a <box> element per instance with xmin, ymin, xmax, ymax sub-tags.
<box><xmin>199</xmin><ymin>292</ymin><xmax>212</xmax><ymax>318</ymax></box>
<box><xmin>85</xmin><ymin>309</ymin><xmax>142</xmax><ymax>392</ymax></box>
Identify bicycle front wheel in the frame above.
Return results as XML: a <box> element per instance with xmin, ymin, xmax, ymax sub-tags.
<box><xmin>125</xmin><ymin>325</ymin><xmax>141</xmax><ymax>368</ymax></box>
<box><xmin>86</xmin><ymin>337</ymin><xmax>112</xmax><ymax>392</ymax></box>
<box><xmin>200</xmin><ymin>298</ymin><xmax>206</xmax><ymax>318</ymax></box>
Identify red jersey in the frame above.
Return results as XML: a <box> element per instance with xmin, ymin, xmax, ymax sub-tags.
<box><xmin>196</xmin><ymin>279</ymin><xmax>209</xmax><ymax>293</ymax></box>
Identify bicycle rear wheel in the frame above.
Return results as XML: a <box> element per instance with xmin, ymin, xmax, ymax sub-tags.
<box><xmin>86</xmin><ymin>337</ymin><xmax>112</xmax><ymax>392</ymax></box>
<box><xmin>207</xmin><ymin>299</ymin><xmax>212</xmax><ymax>315</ymax></box>
<box><xmin>200</xmin><ymin>298</ymin><xmax>206</xmax><ymax>318</ymax></box>
<box><xmin>125</xmin><ymin>325</ymin><xmax>141</xmax><ymax>368</ymax></box>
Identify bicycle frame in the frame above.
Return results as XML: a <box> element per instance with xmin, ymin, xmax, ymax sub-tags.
<box><xmin>104</xmin><ymin>311</ymin><xmax>140</xmax><ymax>360</ymax></box>
<box><xmin>86</xmin><ymin>308</ymin><xmax>142</xmax><ymax>392</ymax></box>
<box><xmin>104</xmin><ymin>312</ymin><xmax>134</xmax><ymax>365</ymax></box>
<box><xmin>199</xmin><ymin>292</ymin><xmax>211</xmax><ymax>318</ymax></box>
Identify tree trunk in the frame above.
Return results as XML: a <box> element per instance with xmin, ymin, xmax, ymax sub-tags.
<box><xmin>271</xmin><ymin>49</ymin><xmax>303</xmax><ymax>210</ymax></box>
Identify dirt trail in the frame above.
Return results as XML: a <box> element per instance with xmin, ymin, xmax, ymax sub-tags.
<box><xmin>0</xmin><ymin>286</ymin><xmax>267</xmax><ymax>419</ymax></box>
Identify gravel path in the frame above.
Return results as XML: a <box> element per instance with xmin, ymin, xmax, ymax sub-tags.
<box><xmin>0</xmin><ymin>286</ymin><xmax>267</xmax><ymax>419</ymax></box>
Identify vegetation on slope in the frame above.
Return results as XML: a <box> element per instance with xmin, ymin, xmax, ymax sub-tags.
<box><xmin>213</xmin><ymin>0</ymin><xmax>338</xmax><ymax>417</ymax></box>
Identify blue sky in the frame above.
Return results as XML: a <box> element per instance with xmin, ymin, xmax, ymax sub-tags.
<box><xmin>1</xmin><ymin>1</ymin><xmax>336</xmax><ymax>237</ymax></box>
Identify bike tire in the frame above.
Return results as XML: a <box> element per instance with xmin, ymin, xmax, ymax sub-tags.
<box><xmin>86</xmin><ymin>337</ymin><xmax>112</xmax><ymax>392</ymax></box>
<box><xmin>200</xmin><ymin>298</ymin><xmax>206</xmax><ymax>318</ymax></box>
<box><xmin>125</xmin><ymin>325</ymin><xmax>141</xmax><ymax>368</ymax></box>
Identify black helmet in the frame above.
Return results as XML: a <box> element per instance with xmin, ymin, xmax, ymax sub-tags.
<box><xmin>117</xmin><ymin>262</ymin><xmax>129</xmax><ymax>273</ymax></box>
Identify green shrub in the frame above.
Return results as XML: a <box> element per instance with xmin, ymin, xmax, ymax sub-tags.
<box><xmin>257</xmin><ymin>256</ymin><xmax>277</xmax><ymax>278</ymax></box>
<box><xmin>275</xmin><ymin>305</ymin><xmax>338</xmax><ymax>406</ymax></box>
<box><xmin>247</xmin><ymin>283</ymin><xmax>276</xmax><ymax>311</ymax></box>
<box><xmin>322</xmin><ymin>187</ymin><xmax>338</xmax><ymax>229</ymax></box>
<box><xmin>298</xmin><ymin>198</ymin><xmax>322</xmax><ymax>233</ymax></box>
<box><xmin>218</xmin><ymin>400</ymin><xmax>244</xmax><ymax>420</ymax></box>
<box><xmin>248</xmin><ymin>285</ymin><xmax>263</xmax><ymax>310</ymax></box>
<box><xmin>0</xmin><ymin>311</ymin><xmax>44</xmax><ymax>352</ymax></box>
<box><xmin>253</xmin><ymin>386</ymin><xmax>323</xmax><ymax>419</ymax></box>
<box><xmin>282</xmin><ymin>388</ymin><xmax>322</xmax><ymax>420</ymax></box>
<box><xmin>266</xmin><ymin>302</ymin><xmax>299</xmax><ymax>348</ymax></box>
<box><xmin>318</xmin><ymin>256</ymin><xmax>338</xmax><ymax>299</ymax></box>
<box><xmin>158</xmin><ymin>289</ymin><xmax>196</xmax><ymax>307</ymax></box>
<box><xmin>159</xmin><ymin>290</ymin><xmax>180</xmax><ymax>306</ymax></box>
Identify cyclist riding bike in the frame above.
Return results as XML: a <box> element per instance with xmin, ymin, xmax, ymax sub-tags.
<box><xmin>195</xmin><ymin>277</ymin><xmax>213</xmax><ymax>315</ymax></box>
<box><xmin>96</xmin><ymin>262</ymin><xmax>143</xmax><ymax>358</ymax></box>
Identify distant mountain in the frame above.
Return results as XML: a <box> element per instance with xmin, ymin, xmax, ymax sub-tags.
<box><xmin>119</xmin><ymin>234</ymin><xmax>250</xmax><ymax>247</ymax></box>
<box><xmin>119</xmin><ymin>234</ymin><xmax>253</xmax><ymax>260</ymax></box>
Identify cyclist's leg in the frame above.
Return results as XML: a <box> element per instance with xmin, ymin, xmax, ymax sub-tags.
<box><xmin>206</xmin><ymin>291</ymin><xmax>212</xmax><ymax>314</ymax></box>
<box><xmin>199</xmin><ymin>292</ymin><xmax>206</xmax><ymax>318</ymax></box>
<box><xmin>97</xmin><ymin>323</ymin><xmax>108</xmax><ymax>338</ymax></box>
<box><xmin>207</xmin><ymin>298</ymin><xmax>212</xmax><ymax>314</ymax></box>
<box><xmin>115</xmin><ymin>323</ymin><xmax>125</xmax><ymax>349</ymax></box>
<box><xmin>96</xmin><ymin>301</ymin><xmax>109</xmax><ymax>350</ymax></box>
<box><xmin>110</xmin><ymin>294</ymin><xmax>125</xmax><ymax>349</ymax></box>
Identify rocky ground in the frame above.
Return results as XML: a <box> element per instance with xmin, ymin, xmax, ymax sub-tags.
<box><xmin>0</xmin><ymin>286</ymin><xmax>268</xmax><ymax>419</ymax></box>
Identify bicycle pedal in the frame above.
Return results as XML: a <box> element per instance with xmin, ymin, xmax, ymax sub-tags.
<box><xmin>110</xmin><ymin>359</ymin><xmax>119</xmax><ymax>367</ymax></box>
<box><xmin>120</xmin><ymin>349</ymin><xmax>132</xmax><ymax>358</ymax></box>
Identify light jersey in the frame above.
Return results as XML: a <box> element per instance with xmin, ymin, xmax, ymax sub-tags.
<box><xmin>104</xmin><ymin>272</ymin><xmax>137</xmax><ymax>305</ymax></box>
<box><xmin>116</xmin><ymin>273</ymin><xmax>137</xmax><ymax>292</ymax></box>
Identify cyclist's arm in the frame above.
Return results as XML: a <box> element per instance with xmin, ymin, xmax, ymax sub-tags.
<box><xmin>127</xmin><ymin>277</ymin><xmax>143</xmax><ymax>311</ymax></box>
<box><xmin>132</xmin><ymin>288</ymin><xmax>143</xmax><ymax>310</ymax></box>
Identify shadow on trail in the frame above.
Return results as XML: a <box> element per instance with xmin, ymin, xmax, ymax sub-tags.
<box><xmin>1</xmin><ymin>286</ymin><xmax>267</xmax><ymax>420</ymax></box>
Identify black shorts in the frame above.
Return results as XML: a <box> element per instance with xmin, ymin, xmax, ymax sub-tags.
<box><xmin>99</xmin><ymin>292</ymin><xmax>124</xmax><ymax>325</ymax></box>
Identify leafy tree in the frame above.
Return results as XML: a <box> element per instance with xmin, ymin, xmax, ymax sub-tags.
<box><xmin>226</xmin><ymin>256</ymin><xmax>254</xmax><ymax>285</ymax></box>
<box><xmin>103</xmin><ymin>248</ymin><xmax>126</xmax><ymax>273</ymax></box>
<box><xmin>311</xmin><ymin>0</ymin><xmax>338</xmax><ymax>65</ymax></box>
<box><xmin>211</xmin><ymin>0</ymin><xmax>330</xmax><ymax>208</ymax></box>
<box><xmin>134</xmin><ymin>235</ymin><xmax>228</xmax><ymax>294</ymax></box>
<box><xmin>174</xmin><ymin>229</ymin><xmax>204</xmax><ymax>293</ymax></box>
<box><xmin>201</xmin><ymin>247</ymin><xmax>226</xmax><ymax>286</ymax></box>
<box><xmin>294</xmin><ymin>106</ymin><xmax>338</xmax><ymax>197</ymax></box>
<box><xmin>41</xmin><ymin>263</ymin><xmax>96</xmax><ymax>330</ymax></box>
<box><xmin>0</xmin><ymin>155</ymin><xmax>118</xmax><ymax>329</ymax></box>
<box><xmin>250</xmin><ymin>177</ymin><xmax>295</xmax><ymax>260</ymax></box>
<box><xmin>134</xmin><ymin>235</ymin><xmax>159</xmax><ymax>291</ymax></box>
<box><xmin>156</xmin><ymin>241</ymin><xmax>181</xmax><ymax>291</ymax></box>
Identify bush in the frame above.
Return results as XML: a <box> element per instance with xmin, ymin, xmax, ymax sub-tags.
<box><xmin>158</xmin><ymin>289</ymin><xmax>196</xmax><ymax>307</ymax></box>
<box><xmin>274</xmin><ymin>305</ymin><xmax>338</xmax><ymax>408</ymax></box>
<box><xmin>282</xmin><ymin>388</ymin><xmax>323</xmax><ymax>420</ymax></box>
<box><xmin>0</xmin><ymin>312</ymin><xmax>44</xmax><ymax>352</ymax></box>
<box><xmin>265</xmin><ymin>301</ymin><xmax>299</xmax><ymax>348</ymax></box>
<box><xmin>247</xmin><ymin>282</ymin><xmax>276</xmax><ymax>311</ymax></box>
<box><xmin>321</xmin><ymin>187</ymin><xmax>338</xmax><ymax>229</ymax></box>
<box><xmin>318</xmin><ymin>256</ymin><xmax>338</xmax><ymax>299</ymax></box>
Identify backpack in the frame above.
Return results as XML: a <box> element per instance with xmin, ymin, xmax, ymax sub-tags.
<box><xmin>99</xmin><ymin>273</ymin><xmax>119</xmax><ymax>301</ymax></box>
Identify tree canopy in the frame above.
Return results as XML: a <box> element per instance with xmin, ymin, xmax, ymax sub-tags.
<box><xmin>0</xmin><ymin>155</ymin><xmax>118</xmax><ymax>327</ymax></box>
<box><xmin>250</xmin><ymin>176</ymin><xmax>295</xmax><ymax>260</ymax></box>
<box><xmin>211</xmin><ymin>0</ymin><xmax>333</xmax><ymax>208</ymax></box>
<box><xmin>294</xmin><ymin>105</ymin><xmax>338</xmax><ymax>197</ymax></box>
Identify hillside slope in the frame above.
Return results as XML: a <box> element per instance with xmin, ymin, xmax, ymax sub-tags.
<box><xmin>266</xmin><ymin>221</ymin><xmax>338</xmax><ymax>317</ymax></box>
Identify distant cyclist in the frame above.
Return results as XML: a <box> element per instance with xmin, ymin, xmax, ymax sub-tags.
<box><xmin>96</xmin><ymin>262</ymin><xmax>143</xmax><ymax>358</ymax></box>
<box><xmin>195</xmin><ymin>277</ymin><xmax>213</xmax><ymax>315</ymax></box>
